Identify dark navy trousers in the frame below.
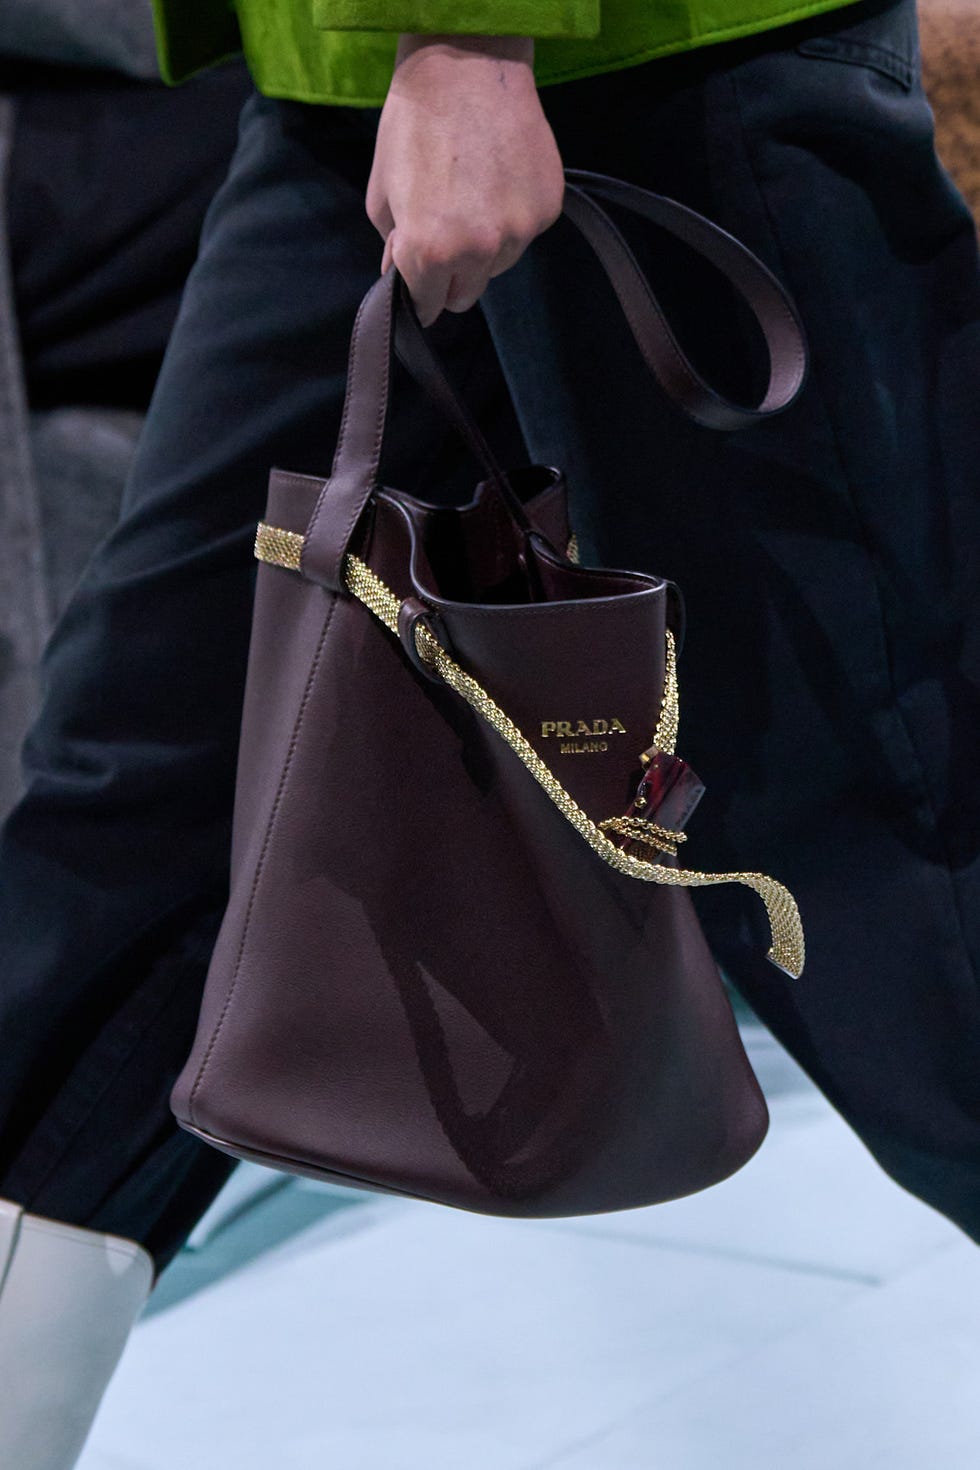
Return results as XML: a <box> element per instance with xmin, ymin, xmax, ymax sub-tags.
<box><xmin>2</xmin><ymin>0</ymin><xmax>978</xmax><ymax>1275</ymax></box>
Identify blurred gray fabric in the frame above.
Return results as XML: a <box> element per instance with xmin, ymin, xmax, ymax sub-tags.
<box><xmin>0</xmin><ymin>3</ymin><xmax>246</xmax><ymax>817</ymax></box>
<box><xmin>0</xmin><ymin>98</ymin><xmax>137</xmax><ymax>816</ymax></box>
<box><xmin>1</xmin><ymin>0</ymin><xmax>160</xmax><ymax>78</ymax></box>
<box><xmin>0</xmin><ymin>101</ymin><xmax>48</xmax><ymax>818</ymax></box>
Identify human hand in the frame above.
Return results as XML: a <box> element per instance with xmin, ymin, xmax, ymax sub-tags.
<box><xmin>366</xmin><ymin>33</ymin><xmax>565</xmax><ymax>326</ymax></box>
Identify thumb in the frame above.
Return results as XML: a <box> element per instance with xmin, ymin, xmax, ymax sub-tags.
<box><xmin>381</xmin><ymin>230</ymin><xmax>395</xmax><ymax>275</ymax></box>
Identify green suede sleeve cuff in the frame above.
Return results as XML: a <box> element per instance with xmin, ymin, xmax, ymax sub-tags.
<box><xmin>311</xmin><ymin>0</ymin><xmax>601</xmax><ymax>40</ymax></box>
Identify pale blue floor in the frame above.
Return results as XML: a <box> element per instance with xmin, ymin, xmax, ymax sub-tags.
<box><xmin>78</xmin><ymin>1027</ymin><xmax>979</xmax><ymax>1470</ymax></box>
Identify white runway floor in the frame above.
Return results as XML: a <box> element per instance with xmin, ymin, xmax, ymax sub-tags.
<box><xmin>78</xmin><ymin>1027</ymin><xmax>979</xmax><ymax>1470</ymax></box>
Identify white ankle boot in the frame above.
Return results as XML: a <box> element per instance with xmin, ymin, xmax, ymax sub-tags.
<box><xmin>0</xmin><ymin>1197</ymin><xmax>154</xmax><ymax>1470</ymax></box>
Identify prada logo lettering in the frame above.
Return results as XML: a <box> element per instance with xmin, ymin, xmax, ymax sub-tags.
<box><xmin>541</xmin><ymin>718</ymin><xmax>627</xmax><ymax>755</ymax></box>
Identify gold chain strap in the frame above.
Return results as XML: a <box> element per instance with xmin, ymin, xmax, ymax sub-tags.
<box><xmin>651</xmin><ymin>625</ymin><xmax>679</xmax><ymax>757</ymax></box>
<box><xmin>597</xmin><ymin>815</ymin><xmax>686</xmax><ymax>859</ymax></box>
<box><xmin>254</xmin><ymin>523</ymin><xmax>804</xmax><ymax>978</ymax></box>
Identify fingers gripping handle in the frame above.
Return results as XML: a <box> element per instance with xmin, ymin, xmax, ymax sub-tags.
<box><xmin>300</xmin><ymin>171</ymin><xmax>809</xmax><ymax>590</ymax></box>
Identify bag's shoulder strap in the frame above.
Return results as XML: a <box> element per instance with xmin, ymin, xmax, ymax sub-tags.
<box><xmin>301</xmin><ymin>171</ymin><xmax>809</xmax><ymax>590</ymax></box>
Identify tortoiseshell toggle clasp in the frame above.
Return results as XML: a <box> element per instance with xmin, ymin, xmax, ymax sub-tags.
<box><xmin>599</xmin><ymin>750</ymin><xmax>706</xmax><ymax>862</ymax></box>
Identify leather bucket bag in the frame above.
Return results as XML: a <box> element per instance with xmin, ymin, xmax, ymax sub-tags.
<box><xmin>171</xmin><ymin>171</ymin><xmax>808</xmax><ymax>1216</ymax></box>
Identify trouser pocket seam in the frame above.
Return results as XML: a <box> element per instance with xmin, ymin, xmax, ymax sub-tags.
<box><xmin>797</xmin><ymin>36</ymin><xmax>915</xmax><ymax>90</ymax></box>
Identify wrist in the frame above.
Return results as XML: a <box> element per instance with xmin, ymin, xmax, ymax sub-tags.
<box><xmin>394</xmin><ymin>32</ymin><xmax>535</xmax><ymax>73</ymax></box>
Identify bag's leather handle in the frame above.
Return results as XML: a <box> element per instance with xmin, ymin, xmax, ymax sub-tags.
<box><xmin>392</xmin><ymin>299</ymin><xmax>511</xmax><ymax>492</ymax></box>
<box><xmin>561</xmin><ymin>169</ymin><xmax>807</xmax><ymax>429</ymax></box>
<box><xmin>301</xmin><ymin>170</ymin><xmax>809</xmax><ymax>591</ymax></box>
<box><xmin>396</xmin><ymin>170</ymin><xmax>808</xmax><ymax>443</ymax></box>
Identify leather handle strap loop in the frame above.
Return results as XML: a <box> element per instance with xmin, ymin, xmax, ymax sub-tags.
<box><xmin>562</xmin><ymin>170</ymin><xmax>808</xmax><ymax>429</ymax></box>
<box><xmin>301</xmin><ymin>170</ymin><xmax>810</xmax><ymax>591</ymax></box>
<box><xmin>397</xmin><ymin>595</ymin><xmax>451</xmax><ymax>683</ymax></box>
<box><xmin>302</xmin><ymin>272</ymin><xmax>397</xmax><ymax>590</ymax></box>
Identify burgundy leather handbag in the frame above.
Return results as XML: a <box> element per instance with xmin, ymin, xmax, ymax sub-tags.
<box><xmin>171</xmin><ymin>171</ymin><xmax>808</xmax><ymax>1216</ymax></box>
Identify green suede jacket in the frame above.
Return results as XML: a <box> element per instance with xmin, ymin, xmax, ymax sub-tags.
<box><xmin>153</xmin><ymin>0</ymin><xmax>861</xmax><ymax>105</ymax></box>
